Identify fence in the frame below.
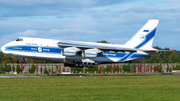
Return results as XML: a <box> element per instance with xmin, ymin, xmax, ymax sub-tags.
<box><xmin>4</xmin><ymin>63</ymin><xmax>177</xmax><ymax>74</ymax></box>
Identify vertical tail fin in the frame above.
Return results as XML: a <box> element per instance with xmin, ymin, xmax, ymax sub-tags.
<box><xmin>125</xmin><ymin>19</ymin><xmax>159</xmax><ymax>50</ymax></box>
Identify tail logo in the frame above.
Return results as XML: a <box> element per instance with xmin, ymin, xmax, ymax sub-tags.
<box><xmin>140</xmin><ymin>34</ymin><xmax>146</xmax><ymax>41</ymax></box>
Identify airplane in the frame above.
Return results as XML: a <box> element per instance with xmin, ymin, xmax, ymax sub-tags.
<box><xmin>1</xmin><ymin>19</ymin><xmax>164</xmax><ymax>67</ymax></box>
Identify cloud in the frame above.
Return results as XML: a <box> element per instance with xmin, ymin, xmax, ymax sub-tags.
<box><xmin>84</xmin><ymin>0</ymin><xmax>133</xmax><ymax>7</ymax></box>
<box><xmin>2</xmin><ymin>29</ymin><xmax>44</xmax><ymax>39</ymax></box>
<box><xmin>108</xmin><ymin>38</ymin><xmax>129</xmax><ymax>44</ymax></box>
<box><xmin>0</xmin><ymin>0</ymin><xmax>135</xmax><ymax>17</ymax></box>
<box><xmin>50</xmin><ymin>28</ymin><xmax>100</xmax><ymax>35</ymax></box>
<box><xmin>15</xmin><ymin>29</ymin><xmax>39</xmax><ymax>36</ymax></box>
<box><xmin>0</xmin><ymin>28</ymin><xmax>102</xmax><ymax>45</ymax></box>
<box><xmin>0</xmin><ymin>0</ymin><xmax>83</xmax><ymax>17</ymax></box>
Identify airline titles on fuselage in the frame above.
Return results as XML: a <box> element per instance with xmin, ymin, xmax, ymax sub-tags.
<box><xmin>26</xmin><ymin>43</ymin><xmax>38</xmax><ymax>46</ymax></box>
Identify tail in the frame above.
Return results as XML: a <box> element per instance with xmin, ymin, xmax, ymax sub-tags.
<box><xmin>125</xmin><ymin>19</ymin><xmax>159</xmax><ymax>50</ymax></box>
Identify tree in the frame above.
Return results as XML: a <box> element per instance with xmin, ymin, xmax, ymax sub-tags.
<box><xmin>106</xmin><ymin>65</ymin><xmax>109</xmax><ymax>73</ymax></box>
<box><xmin>97</xmin><ymin>66</ymin><xmax>101</xmax><ymax>74</ymax></box>
<box><xmin>29</xmin><ymin>63</ymin><xmax>36</xmax><ymax>73</ymax></box>
<box><xmin>97</xmin><ymin>40</ymin><xmax>110</xmax><ymax>44</ymax></box>
<box><xmin>0</xmin><ymin>52</ymin><xmax>4</xmax><ymax>63</ymax></box>
<box><xmin>2</xmin><ymin>55</ymin><xmax>13</xmax><ymax>63</ymax></box>
<box><xmin>51</xmin><ymin>67</ymin><xmax>53</xmax><ymax>74</ymax></box>
<box><xmin>117</xmin><ymin>65</ymin><xmax>119</xmax><ymax>73</ymax></box>
<box><xmin>81</xmin><ymin>68</ymin><xmax>84</xmax><ymax>73</ymax></box>
<box><xmin>48</xmin><ymin>68</ymin><xmax>51</xmax><ymax>73</ymax></box>
<box><xmin>153</xmin><ymin>64</ymin><xmax>157</xmax><ymax>73</ymax></box>
<box><xmin>113</xmin><ymin>65</ymin><xmax>115</xmax><ymax>73</ymax></box>
<box><xmin>44</xmin><ymin>66</ymin><xmax>48</xmax><ymax>74</ymax></box>
<box><xmin>122</xmin><ymin>64</ymin><xmax>127</xmax><ymax>73</ymax></box>
<box><xmin>133</xmin><ymin>63</ymin><xmax>136</xmax><ymax>73</ymax></box>
<box><xmin>0</xmin><ymin>63</ymin><xmax>11</xmax><ymax>73</ymax></box>
<box><xmin>0</xmin><ymin>65</ymin><xmax>3</xmax><ymax>72</ymax></box>
<box><xmin>147</xmin><ymin>53</ymin><xmax>161</xmax><ymax>63</ymax></box>
<box><xmin>40</xmin><ymin>67</ymin><xmax>43</xmax><ymax>74</ymax></box>
<box><xmin>161</xmin><ymin>47</ymin><xmax>171</xmax><ymax>63</ymax></box>
<box><xmin>16</xmin><ymin>64</ymin><xmax>22</xmax><ymax>74</ymax></box>
<box><xmin>159</xmin><ymin>63</ymin><xmax>162</xmax><ymax>72</ymax></box>
<box><xmin>170</xmin><ymin>52</ymin><xmax>180</xmax><ymax>63</ymax></box>
<box><xmin>103</xmin><ymin>67</ymin><xmax>106</xmax><ymax>73</ymax></box>
<box><xmin>73</xmin><ymin>67</ymin><xmax>77</xmax><ymax>74</ymax></box>
<box><xmin>127</xmin><ymin>63</ymin><xmax>130</xmax><ymax>73</ymax></box>
<box><xmin>94</xmin><ymin>65</ymin><xmax>98</xmax><ymax>73</ymax></box>
<box><xmin>76</xmin><ymin>68</ymin><xmax>81</xmax><ymax>74</ymax></box>
<box><xmin>13</xmin><ymin>65</ymin><xmax>15</xmax><ymax>72</ymax></box>
<box><xmin>169</xmin><ymin>66</ymin><xmax>172</xmax><ymax>73</ymax></box>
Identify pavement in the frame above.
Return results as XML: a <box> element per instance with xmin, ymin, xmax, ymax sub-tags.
<box><xmin>0</xmin><ymin>73</ymin><xmax>176</xmax><ymax>78</ymax></box>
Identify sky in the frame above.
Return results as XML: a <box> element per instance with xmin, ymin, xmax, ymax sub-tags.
<box><xmin>0</xmin><ymin>0</ymin><xmax>180</xmax><ymax>51</ymax></box>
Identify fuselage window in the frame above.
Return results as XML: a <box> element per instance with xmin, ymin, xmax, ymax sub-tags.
<box><xmin>16</xmin><ymin>38</ymin><xmax>23</xmax><ymax>41</ymax></box>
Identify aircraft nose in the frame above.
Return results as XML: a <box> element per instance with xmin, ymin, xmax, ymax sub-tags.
<box><xmin>1</xmin><ymin>45</ymin><xmax>5</xmax><ymax>53</ymax></box>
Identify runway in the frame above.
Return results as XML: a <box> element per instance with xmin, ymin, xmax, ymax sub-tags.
<box><xmin>0</xmin><ymin>73</ymin><xmax>176</xmax><ymax>78</ymax></box>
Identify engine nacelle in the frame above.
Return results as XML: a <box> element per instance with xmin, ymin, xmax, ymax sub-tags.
<box><xmin>82</xmin><ymin>50</ymin><xmax>97</xmax><ymax>58</ymax></box>
<box><xmin>82</xmin><ymin>49</ymin><xmax>101</xmax><ymax>58</ymax></box>
<box><xmin>61</xmin><ymin>47</ymin><xmax>80</xmax><ymax>56</ymax></box>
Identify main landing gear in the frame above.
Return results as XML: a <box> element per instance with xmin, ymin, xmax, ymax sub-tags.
<box><xmin>64</xmin><ymin>62</ymin><xmax>95</xmax><ymax>68</ymax></box>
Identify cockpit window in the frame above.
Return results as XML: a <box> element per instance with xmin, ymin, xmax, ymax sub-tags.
<box><xmin>16</xmin><ymin>38</ymin><xmax>23</xmax><ymax>41</ymax></box>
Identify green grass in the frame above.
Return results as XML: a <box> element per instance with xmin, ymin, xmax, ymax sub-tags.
<box><xmin>0</xmin><ymin>76</ymin><xmax>180</xmax><ymax>101</ymax></box>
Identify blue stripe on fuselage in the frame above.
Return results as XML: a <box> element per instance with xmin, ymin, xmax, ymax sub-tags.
<box><xmin>118</xmin><ymin>52</ymin><xmax>132</xmax><ymax>62</ymax></box>
<box><xmin>5</xmin><ymin>46</ymin><xmax>61</xmax><ymax>54</ymax></box>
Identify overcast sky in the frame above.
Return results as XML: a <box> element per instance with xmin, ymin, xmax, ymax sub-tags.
<box><xmin>0</xmin><ymin>0</ymin><xmax>180</xmax><ymax>51</ymax></box>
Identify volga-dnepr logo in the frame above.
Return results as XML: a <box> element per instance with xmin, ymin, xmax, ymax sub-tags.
<box><xmin>140</xmin><ymin>34</ymin><xmax>146</xmax><ymax>41</ymax></box>
<box><xmin>38</xmin><ymin>47</ymin><xmax>42</xmax><ymax>52</ymax></box>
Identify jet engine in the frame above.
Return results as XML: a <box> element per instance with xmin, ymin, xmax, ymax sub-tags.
<box><xmin>82</xmin><ymin>48</ymin><xmax>102</xmax><ymax>58</ymax></box>
<box><xmin>61</xmin><ymin>47</ymin><xmax>80</xmax><ymax>56</ymax></box>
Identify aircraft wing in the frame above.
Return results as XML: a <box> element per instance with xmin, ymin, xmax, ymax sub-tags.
<box><xmin>57</xmin><ymin>41</ymin><xmax>148</xmax><ymax>52</ymax></box>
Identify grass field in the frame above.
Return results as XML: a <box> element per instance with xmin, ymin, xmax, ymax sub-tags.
<box><xmin>0</xmin><ymin>75</ymin><xmax>180</xmax><ymax>101</ymax></box>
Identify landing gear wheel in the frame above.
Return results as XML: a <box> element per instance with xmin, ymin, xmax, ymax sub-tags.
<box><xmin>74</xmin><ymin>63</ymin><xmax>79</xmax><ymax>67</ymax></box>
<box><xmin>79</xmin><ymin>64</ymin><xmax>83</xmax><ymax>68</ymax></box>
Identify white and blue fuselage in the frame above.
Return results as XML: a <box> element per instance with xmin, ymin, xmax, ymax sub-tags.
<box><xmin>1</xmin><ymin>19</ymin><xmax>159</xmax><ymax>67</ymax></box>
<box><xmin>1</xmin><ymin>37</ymin><xmax>151</xmax><ymax>64</ymax></box>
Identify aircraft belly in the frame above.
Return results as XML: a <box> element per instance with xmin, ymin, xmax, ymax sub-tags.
<box><xmin>6</xmin><ymin>50</ymin><xmax>65</xmax><ymax>62</ymax></box>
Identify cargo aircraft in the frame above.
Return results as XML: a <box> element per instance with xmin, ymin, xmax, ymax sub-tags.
<box><xmin>1</xmin><ymin>19</ymin><xmax>163</xmax><ymax>67</ymax></box>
